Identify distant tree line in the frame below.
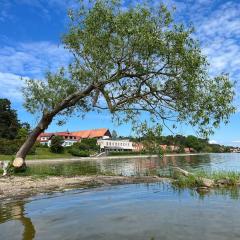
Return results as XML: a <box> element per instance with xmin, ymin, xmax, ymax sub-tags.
<box><xmin>119</xmin><ymin>134</ymin><xmax>231</xmax><ymax>153</ymax></box>
<box><xmin>0</xmin><ymin>98</ymin><xmax>230</xmax><ymax>155</ymax></box>
<box><xmin>159</xmin><ymin>135</ymin><xmax>230</xmax><ymax>153</ymax></box>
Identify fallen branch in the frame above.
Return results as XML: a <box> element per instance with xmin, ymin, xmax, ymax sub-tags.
<box><xmin>172</xmin><ymin>167</ymin><xmax>214</xmax><ymax>188</ymax></box>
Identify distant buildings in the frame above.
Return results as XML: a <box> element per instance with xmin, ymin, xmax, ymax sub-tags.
<box><xmin>230</xmin><ymin>147</ymin><xmax>240</xmax><ymax>153</ymax></box>
<box><xmin>38</xmin><ymin>128</ymin><xmax>197</xmax><ymax>153</ymax></box>
<box><xmin>38</xmin><ymin>128</ymin><xmax>111</xmax><ymax>147</ymax></box>
<box><xmin>98</xmin><ymin>139</ymin><xmax>135</xmax><ymax>152</ymax></box>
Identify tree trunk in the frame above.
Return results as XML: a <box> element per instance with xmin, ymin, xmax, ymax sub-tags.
<box><xmin>13</xmin><ymin>114</ymin><xmax>53</xmax><ymax>168</ymax></box>
<box><xmin>12</xmin><ymin>85</ymin><xmax>96</xmax><ymax>168</ymax></box>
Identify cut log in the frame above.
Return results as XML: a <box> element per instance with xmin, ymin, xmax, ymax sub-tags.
<box><xmin>201</xmin><ymin>178</ymin><xmax>214</xmax><ymax>188</ymax></box>
<box><xmin>172</xmin><ymin>167</ymin><xmax>214</xmax><ymax>188</ymax></box>
<box><xmin>13</xmin><ymin>158</ymin><xmax>25</xmax><ymax>168</ymax></box>
<box><xmin>172</xmin><ymin>167</ymin><xmax>193</xmax><ymax>177</ymax></box>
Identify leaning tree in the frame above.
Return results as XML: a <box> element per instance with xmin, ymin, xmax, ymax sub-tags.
<box><xmin>13</xmin><ymin>0</ymin><xmax>235</xmax><ymax>168</ymax></box>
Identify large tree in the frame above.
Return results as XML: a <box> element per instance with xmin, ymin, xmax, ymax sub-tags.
<box><xmin>0</xmin><ymin>98</ymin><xmax>21</xmax><ymax>140</ymax></box>
<box><xmin>13</xmin><ymin>0</ymin><xmax>235</xmax><ymax>168</ymax></box>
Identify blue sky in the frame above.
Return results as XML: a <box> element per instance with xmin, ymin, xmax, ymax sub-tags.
<box><xmin>0</xmin><ymin>0</ymin><xmax>239</xmax><ymax>146</ymax></box>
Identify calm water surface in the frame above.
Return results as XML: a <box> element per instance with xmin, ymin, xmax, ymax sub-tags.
<box><xmin>1</xmin><ymin>153</ymin><xmax>240</xmax><ymax>240</ymax></box>
<box><xmin>27</xmin><ymin>153</ymin><xmax>240</xmax><ymax>176</ymax></box>
<box><xmin>1</xmin><ymin>183</ymin><xmax>240</xmax><ymax>240</ymax></box>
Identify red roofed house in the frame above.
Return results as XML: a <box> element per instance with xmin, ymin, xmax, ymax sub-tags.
<box><xmin>38</xmin><ymin>128</ymin><xmax>111</xmax><ymax>147</ymax></box>
<box><xmin>72</xmin><ymin>128</ymin><xmax>111</xmax><ymax>140</ymax></box>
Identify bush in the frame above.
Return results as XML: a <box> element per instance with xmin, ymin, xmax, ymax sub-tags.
<box><xmin>69</xmin><ymin>138</ymin><xmax>100</xmax><ymax>157</ymax></box>
<box><xmin>36</xmin><ymin>142</ymin><xmax>49</xmax><ymax>148</ymax></box>
<box><xmin>68</xmin><ymin>148</ymin><xmax>90</xmax><ymax>157</ymax></box>
<box><xmin>72</xmin><ymin>142</ymin><xmax>89</xmax><ymax>151</ymax></box>
<box><xmin>50</xmin><ymin>136</ymin><xmax>64</xmax><ymax>153</ymax></box>
<box><xmin>72</xmin><ymin>138</ymin><xmax>100</xmax><ymax>152</ymax></box>
<box><xmin>0</xmin><ymin>139</ymin><xmax>36</xmax><ymax>155</ymax></box>
<box><xmin>81</xmin><ymin>138</ymin><xmax>100</xmax><ymax>151</ymax></box>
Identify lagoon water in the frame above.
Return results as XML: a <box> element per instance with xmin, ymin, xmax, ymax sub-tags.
<box><xmin>1</xmin><ymin>153</ymin><xmax>240</xmax><ymax>240</ymax></box>
<box><xmin>25</xmin><ymin>153</ymin><xmax>240</xmax><ymax>177</ymax></box>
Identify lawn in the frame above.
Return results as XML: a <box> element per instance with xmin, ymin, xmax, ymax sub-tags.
<box><xmin>0</xmin><ymin>147</ymin><xmax>73</xmax><ymax>161</ymax></box>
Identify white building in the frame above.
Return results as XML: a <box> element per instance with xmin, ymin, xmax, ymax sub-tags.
<box><xmin>97</xmin><ymin>139</ymin><xmax>135</xmax><ymax>152</ymax></box>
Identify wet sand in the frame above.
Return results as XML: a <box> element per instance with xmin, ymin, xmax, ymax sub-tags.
<box><xmin>0</xmin><ymin>175</ymin><xmax>168</xmax><ymax>201</ymax></box>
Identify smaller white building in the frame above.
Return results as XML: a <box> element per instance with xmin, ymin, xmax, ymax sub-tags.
<box><xmin>97</xmin><ymin>139</ymin><xmax>134</xmax><ymax>152</ymax></box>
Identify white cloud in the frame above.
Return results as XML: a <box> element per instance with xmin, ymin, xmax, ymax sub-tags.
<box><xmin>0</xmin><ymin>41</ymin><xmax>72</xmax><ymax>101</ymax></box>
<box><xmin>196</xmin><ymin>2</ymin><xmax>240</xmax><ymax>76</ymax></box>
<box><xmin>164</xmin><ymin>0</ymin><xmax>240</xmax><ymax>108</ymax></box>
<box><xmin>0</xmin><ymin>41</ymin><xmax>71</xmax><ymax>78</ymax></box>
<box><xmin>0</xmin><ymin>0</ymin><xmax>78</xmax><ymax>22</ymax></box>
<box><xmin>0</xmin><ymin>1</ymin><xmax>13</xmax><ymax>22</ymax></box>
<box><xmin>209</xmin><ymin>140</ymin><xmax>218</xmax><ymax>144</ymax></box>
<box><xmin>1</xmin><ymin>0</ymin><xmax>240</xmax><ymax>106</ymax></box>
<box><xmin>0</xmin><ymin>72</ymin><xmax>28</xmax><ymax>100</ymax></box>
<box><xmin>232</xmin><ymin>140</ymin><xmax>240</xmax><ymax>143</ymax></box>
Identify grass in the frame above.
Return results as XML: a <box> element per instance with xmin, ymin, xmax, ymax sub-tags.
<box><xmin>172</xmin><ymin>175</ymin><xmax>204</xmax><ymax>188</ymax></box>
<box><xmin>13</xmin><ymin>162</ymin><xmax>114</xmax><ymax>178</ymax></box>
<box><xmin>172</xmin><ymin>170</ymin><xmax>240</xmax><ymax>188</ymax></box>
<box><xmin>0</xmin><ymin>147</ymin><xmax>73</xmax><ymax>161</ymax></box>
<box><xmin>0</xmin><ymin>148</ymin><xmax>158</xmax><ymax>161</ymax></box>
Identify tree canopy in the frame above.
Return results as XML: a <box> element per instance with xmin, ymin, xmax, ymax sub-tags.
<box><xmin>23</xmin><ymin>0</ymin><xmax>235</xmax><ymax>137</ymax></box>
<box><xmin>111</xmin><ymin>130</ymin><xmax>118</xmax><ymax>139</ymax></box>
<box><xmin>14</xmin><ymin>0</ymin><xmax>235</xmax><ymax>166</ymax></box>
<box><xmin>0</xmin><ymin>99</ymin><xmax>21</xmax><ymax>139</ymax></box>
<box><xmin>50</xmin><ymin>136</ymin><xmax>64</xmax><ymax>153</ymax></box>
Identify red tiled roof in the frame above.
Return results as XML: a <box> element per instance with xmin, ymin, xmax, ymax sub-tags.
<box><xmin>72</xmin><ymin>128</ymin><xmax>110</xmax><ymax>139</ymax></box>
<box><xmin>54</xmin><ymin>132</ymin><xmax>73</xmax><ymax>137</ymax></box>
<box><xmin>39</xmin><ymin>133</ymin><xmax>54</xmax><ymax>137</ymax></box>
<box><xmin>38</xmin><ymin>128</ymin><xmax>110</xmax><ymax>141</ymax></box>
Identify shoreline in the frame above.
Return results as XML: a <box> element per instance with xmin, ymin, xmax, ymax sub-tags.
<box><xmin>0</xmin><ymin>175</ymin><xmax>168</xmax><ymax>201</ymax></box>
<box><xmin>26</xmin><ymin>153</ymin><xmax>209</xmax><ymax>165</ymax></box>
<box><xmin>1</xmin><ymin>165</ymin><xmax>239</xmax><ymax>201</ymax></box>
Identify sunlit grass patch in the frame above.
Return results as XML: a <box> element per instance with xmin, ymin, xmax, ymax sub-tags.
<box><xmin>172</xmin><ymin>169</ymin><xmax>240</xmax><ymax>188</ymax></box>
<box><xmin>172</xmin><ymin>174</ymin><xmax>204</xmax><ymax>188</ymax></box>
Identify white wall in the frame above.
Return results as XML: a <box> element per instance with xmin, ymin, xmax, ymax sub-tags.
<box><xmin>97</xmin><ymin>139</ymin><xmax>134</xmax><ymax>151</ymax></box>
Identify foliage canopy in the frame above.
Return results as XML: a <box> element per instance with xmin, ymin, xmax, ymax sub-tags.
<box><xmin>23</xmin><ymin>0</ymin><xmax>235</xmax><ymax>138</ymax></box>
<box><xmin>0</xmin><ymin>99</ymin><xmax>21</xmax><ymax>140</ymax></box>
<box><xmin>50</xmin><ymin>136</ymin><xmax>64</xmax><ymax>153</ymax></box>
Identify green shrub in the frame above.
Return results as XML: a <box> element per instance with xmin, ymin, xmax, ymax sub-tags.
<box><xmin>37</xmin><ymin>142</ymin><xmax>49</xmax><ymax>148</ymax></box>
<box><xmin>72</xmin><ymin>138</ymin><xmax>100</xmax><ymax>152</ymax></box>
<box><xmin>50</xmin><ymin>136</ymin><xmax>64</xmax><ymax>153</ymax></box>
<box><xmin>72</xmin><ymin>142</ymin><xmax>89</xmax><ymax>151</ymax></box>
<box><xmin>0</xmin><ymin>138</ymin><xmax>36</xmax><ymax>155</ymax></box>
<box><xmin>81</xmin><ymin>138</ymin><xmax>100</xmax><ymax>151</ymax></box>
<box><xmin>68</xmin><ymin>148</ymin><xmax>90</xmax><ymax>157</ymax></box>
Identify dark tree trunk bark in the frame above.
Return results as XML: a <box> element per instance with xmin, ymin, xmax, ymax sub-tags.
<box><xmin>13</xmin><ymin>84</ymin><xmax>96</xmax><ymax>168</ymax></box>
<box><xmin>13</xmin><ymin>114</ymin><xmax>53</xmax><ymax>168</ymax></box>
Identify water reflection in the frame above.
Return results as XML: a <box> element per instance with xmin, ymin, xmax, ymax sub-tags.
<box><xmin>26</xmin><ymin>153</ymin><xmax>240</xmax><ymax>177</ymax></box>
<box><xmin>95</xmin><ymin>154</ymin><xmax>212</xmax><ymax>176</ymax></box>
<box><xmin>0</xmin><ymin>201</ymin><xmax>35</xmax><ymax>240</ymax></box>
<box><xmin>172</xmin><ymin>185</ymin><xmax>240</xmax><ymax>200</ymax></box>
<box><xmin>1</xmin><ymin>182</ymin><xmax>240</xmax><ymax>240</ymax></box>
